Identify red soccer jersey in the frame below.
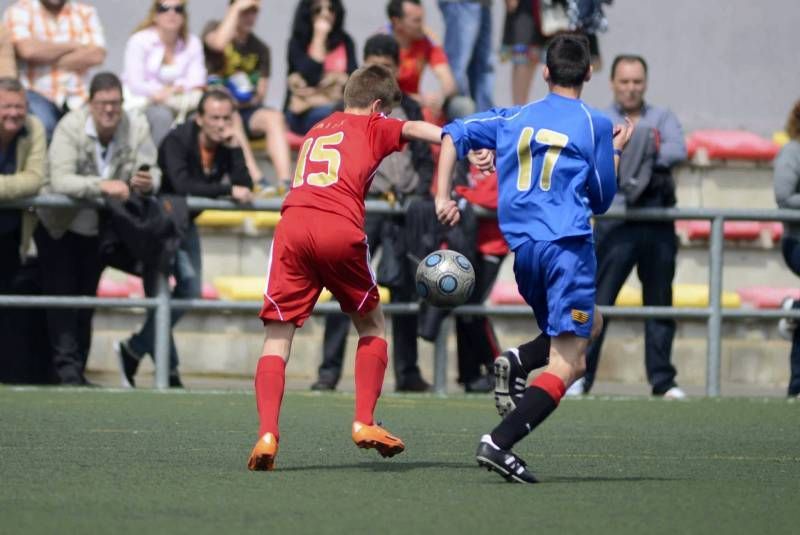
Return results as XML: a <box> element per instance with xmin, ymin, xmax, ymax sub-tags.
<box><xmin>282</xmin><ymin>111</ymin><xmax>406</xmax><ymax>227</ymax></box>
<box><xmin>397</xmin><ymin>36</ymin><xmax>449</xmax><ymax>95</ymax></box>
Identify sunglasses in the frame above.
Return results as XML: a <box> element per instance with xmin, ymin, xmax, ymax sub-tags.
<box><xmin>312</xmin><ymin>3</ymin><xmax>333</xmax><ymax>15</ymax></box>
<box><xmin>156</xmin><ymin>3</ymin><xmax>185</xmax><ymax>14</ymax></box>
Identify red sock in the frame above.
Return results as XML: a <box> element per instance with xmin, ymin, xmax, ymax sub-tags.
<box><xmin>354</xmin><ymin>336</ymin><xmax>388</xmax><ymax>425</ymax></box>
<box><xmin>254</xmin><ymin>355</ymin><xmax>286</xmax><ymax>440</ymax></box>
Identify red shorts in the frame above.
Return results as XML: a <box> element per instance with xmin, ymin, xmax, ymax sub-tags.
<box><xmin>259</xmin><ymin>207</ymin><xmax>380</xmax><ymax>327</ymax></box>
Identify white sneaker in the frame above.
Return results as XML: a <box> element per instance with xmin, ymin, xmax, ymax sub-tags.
<box><xmin>565</xmin><ymin>377</ymin><xmax>585</xmax><ymax>397</ymax></box>
<box><xmin>778</xmin><ymin>297</ymin><xmax>797</xmax><ymax>341</ymax></box>
<box><xmin>663</xmin><ymin>386</ymin><xmax>687</xmax><ymax>400</ymax></box>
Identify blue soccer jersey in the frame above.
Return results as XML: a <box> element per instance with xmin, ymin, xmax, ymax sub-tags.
<box><xmin>443</xmin><ymin>93</ymin><xmax>617</xmax><ymax>250</ymax></box>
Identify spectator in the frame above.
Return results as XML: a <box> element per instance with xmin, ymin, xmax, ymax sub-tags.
<box><xmin>437</xmin><ymin>0</ymin><xmax>494</xmax><ymax>112</ymax></box>
<box><xmin>123</xmin><ymin>0</ymin><xmax>206</xmax><ymax>146</ymax></box>
<box><xmin>284</xmin><ymin>0</ymin><xmax>357</xmax><ymax>135</ymax></box>
<box><xmin>3</xmin><ymin>0</ymin><xmax>106</xmax><ymax>140</ymax></box>
<box><xmin>313</xmin><ymin>33</ymin><xmax>434</xmax><ymax>393</ymax></box>
<box><xmin>773</xmin><ymin>98</ymin><xmax>800</xmax><ymax>399</ymax></box>
<box><xmin>204</xmin><ymin>0</ymin><xmax>292</xmax><ymax>190</ymax></box>
<box><xmin>500</xmin><ymin>0</ymin><xmax>604</xmax><ymax>105</ymax></box>
<box><xmin>578</xmin><ymin>54</ymin><xmax>687</xmax><ymax>399</ymax></box>
<box><xmin>0</xmin><ymin>76</ymin><xmax>44</xmax><ymax>341</ymax></box>
<box><xmin>0</xmin><ymin>27</ymin><xmax>16</xmax><ymax>77</ymax></box>
<box><xmin>115</xmin><ymin>88</ymin><xmax>253</xmax><ymax>388</ymax></box>
<box><xmin>35</xmin><ymin>72</ymin><xmax>158</xmax><ymax>386</ymax></box>
<box><xmin>386</xmin><ymin>0</ymin><xmax>473</xmax><ymax>119</ymax></box>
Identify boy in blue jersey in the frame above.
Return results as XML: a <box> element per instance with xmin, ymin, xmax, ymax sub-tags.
<box><xmin>436</xmin><ymin>34</ymin><xmax>632</xmax><ymax>483</ymax></box>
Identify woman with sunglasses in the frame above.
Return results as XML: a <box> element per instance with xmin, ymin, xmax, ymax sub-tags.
<box><xmin>123</xmin><ymin>0</ymin><xmax>207</xmax><ymax>146</ymax></box>
<box><xmin>284</xmin><ymin>0</ymin><xmax>357</xmax><ymax>135</ymax></box>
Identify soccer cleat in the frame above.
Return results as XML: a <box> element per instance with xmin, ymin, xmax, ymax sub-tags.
<box><xmin>247</xmin><ymin>432</ymin><xmax>279</xmax><ymax>471</ymax></box>
<box><xmin>662</xmin><ymin>386</ymin><xmax>687</xmax><ymax>400</ymax></box>
<box><xmin>352</xmin><ymin>421</ymin><xmax>405</xmax><ymax>458</ymax></box>
<box><xmin>494</xmin><ymin>348</ymin><xmax>528</xmax><ymax>417</ymax></box>
<box><xmin>778</xmin><ymin>297</ymin><xmax>797</xmax><ymax>341</ymax></box>
<box><xmin>114</xmin><ymin>340</ymin><xmax>141</xmax><ymax>388</ymax></box>
<box><xmin>475</xmin><ymin>435</ymin><xmax>537</xmax><ymax>484</ymax></box>
<box><xmin>565</xmin><ymin>377</ymin><xmax>586</xmax><ymax>397</ymax></box>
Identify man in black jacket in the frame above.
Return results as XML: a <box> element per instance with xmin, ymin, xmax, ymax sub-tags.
<box><xmin>115</xmin><ymin>88</ymin><xmax>253</xmax><ymax>388</ymax></box>
<box><xmin>312</xmin><ymin>33</ymin><xmax>434</xmax><ymax>392</ymax></box>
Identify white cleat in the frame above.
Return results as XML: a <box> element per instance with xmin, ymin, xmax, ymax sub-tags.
<box><xmin>663</xmin><ymin>386</ymin><xmax>687</xmax><ymax>400</ymax></box>
<box><xmin>778</xmin><ymin>297</ymin><xmax>797</xmax><ymax>341</ymax></box>
<box><xmin>564</xmin><ymin>377</ymin><xmax>585</xmax><ymax>397</ymax></box>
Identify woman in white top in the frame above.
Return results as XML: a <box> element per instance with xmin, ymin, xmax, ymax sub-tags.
<box><xmin>123</xmin><ymin>0</ymin><xmax>207</xmax><ymax>146</ymax></box>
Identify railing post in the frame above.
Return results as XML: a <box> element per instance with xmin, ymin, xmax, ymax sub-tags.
<box><xmin>433</xmin><ymin>317</ymin><xmax>450</xmax><ymax>395</ymax></box>
<box><xmin>707</xmin><ymin>216</ymin><xmax>724</xmax><ymax>397</ymax></box>
<box><xmin>154</xmin><ymin>269</ymin><xmax>171</xmax><ymax>390</ymax></box>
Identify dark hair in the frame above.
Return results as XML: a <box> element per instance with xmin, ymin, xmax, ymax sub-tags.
<box><xmin>89</xmin><ymin>72</ymin><xmax>123</xmax><ymax>100</ymax></box>
<box><xmin>787</xmin><ymin>100</ymin><xmax>800</xmax><ymax>141</ymax></box>
<box><xmin>387</xmin><ymin>0</ymin><xmax>419</xmax><ymax>20</ymax></box>
<box><xmin>545</xmin><ymin>34</ymin><xmax>591</xmax><ymax>88</ymax></box>
<box><xmin>610</xmin><ymin>54</ymin><xmax>649</xmax><ymax>80</ymax></box>
<box><xmin>363</xmin><ymin>33</ymin><xmax>400</xmax><ymax>65</ymax></box>
<box><xmin>0</xmin><ymin>77</ymin><xmax>24</xmax><ymax>93</ymax></box>
<box><xmin>197</xmin><ymin>87</ymin><xmax>236</xmax><ymax>115</ymax></box>
<box><xmin>344</xmin><ymin>65</ymin><xmax>401</xmax><ymax>110</ymax></box>
<box><xmin>290</xmin><ymin>0</ymin><xmax>347</xmax><ymax>51</ymax></box>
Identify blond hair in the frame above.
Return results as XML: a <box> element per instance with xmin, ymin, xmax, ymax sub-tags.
<box><xmin>133</xmin><ymin>0</ymin><xmax>189</xmax><ymax>42</ymax></box>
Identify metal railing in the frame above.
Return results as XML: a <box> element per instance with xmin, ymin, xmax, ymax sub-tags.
<box><xmin>3</xmin><ymin>195</ymin><xmax>800</xmax><ymax>395</ymax></box>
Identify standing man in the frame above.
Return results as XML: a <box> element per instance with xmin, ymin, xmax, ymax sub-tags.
<box><xmin>576</xmin><ymin>54</ymin><xmax>688</xmax><ymax>399</ymax></box>
<box><xmin>3</xmin><ymin>0</ymin><xmax>106</xmax><ymax>140</ymax></box>
<box><xmin>436</xmin><ymin>34</ymin><xmax>632</xmax><ymax>482</ymax></box>
<box><xmin>437</xmin><ymin>0</ymin><xmax>494</xmax><ymax>112</ymax></box>
<box><xmin>203</xmin><ymin>0</ymin><xmax>293</xmax><ymax>190</ymax></box>
<box><xmin>36</xmin><ymin>72</ymin><xmax>157</xmax><ymax>386</ymax></box>
<box><xmin>116</xmin><ymin>88</ymin><xmax>253</xmax><ymax>389</ymax></box>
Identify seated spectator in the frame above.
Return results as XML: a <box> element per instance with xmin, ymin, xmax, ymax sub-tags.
<box><xmin>284</xmin><ymin>0</ymin><xmax>357</xmax><ymax>135</ymax></box>
<box><xmin>115</xmin><ymin>88</ymin><xmax>253</xmax><ymax>389</ymax></box>
<box><xmin>35</xmin><ymin>72</ymin><xmax>158</xmax><ymax>386</ymax></box>
<box><xmin>385</xmin><ymin>0</ymin><xmax>473</xmax><ymax>119</ymax></box>
<box><xmin>313</xmin><ymin>33</ymin><xmax>434</xmax><ymax>393</ymax></box>
<box><xmin>123</xmin><ymin>0</ymin><xmax>207</xmax><ymax>146</ymax></box>
<box><xmin>0</xmin><ymin>27</ymin><xmax>16</xmax><ymax>78</ymax></box>
<box><xmin>204</xmin><ymin>0</ymin><xmax>292</xmax><ymax>189</ymax></box>
<box><xmin>3</xmin><ymin>0</ymin><xmax>106</xmax><ymax>141</ymax></box>
<box><xmin>773</xmin><ymin>98</ymin><xmax>800</xmax><ymax>399</ymax></box>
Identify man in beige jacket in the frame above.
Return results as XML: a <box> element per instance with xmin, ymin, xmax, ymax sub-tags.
<box><xmin>36</xmin><ymin>72</ymin><xmax>159</xmax><ymax>386</ymax></box>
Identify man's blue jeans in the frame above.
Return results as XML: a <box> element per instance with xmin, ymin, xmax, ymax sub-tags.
<box><xmin>438</xmin><ymin>1</ymin><xmax>495</xmax><ymax>112</ymax></box>
<box><xmin>129</xmin><ymin>223</ymin><xmax>203</xmax><ymax>372</ymax></box>
<box><xmin>26</xmin><ymin>90</ymin><xmax>61</xmax><ymax>142</ymax></box>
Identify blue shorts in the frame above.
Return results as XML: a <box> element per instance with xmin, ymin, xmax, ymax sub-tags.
<box><xmin>513</xmin><ymin>236</ymin><xmax>597</xmax><ymax>338</ymax></box>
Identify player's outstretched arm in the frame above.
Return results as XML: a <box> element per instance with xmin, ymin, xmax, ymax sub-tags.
<box><xmin>435</xmin><ymin>135</ymin><xmax>460</xmax><ymax>226</ymax></box>
<box><xmin>402</xmin><ymin>120</ymin><xmax>442</xmax><ymax>145</ymax></box>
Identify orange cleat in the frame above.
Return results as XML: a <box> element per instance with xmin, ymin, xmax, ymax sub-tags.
<box><xmin>247</xmin><ymin>432</ymin><xmax>279</xmax><ymax>471</ymax></box>
<box><xmin>351</xmin><ymin>421</ymin><xmax>405</xmax><ymax>458</ymax></box>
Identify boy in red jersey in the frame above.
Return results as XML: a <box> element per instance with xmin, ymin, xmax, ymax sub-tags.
<box><xmin>248</xmin><ymin>65</ymin><xmax>442</xmax><ymax>471</ymax></box>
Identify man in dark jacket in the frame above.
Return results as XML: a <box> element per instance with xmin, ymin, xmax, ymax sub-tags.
<box><xmin>115</xmin><ymin>87</ymin><xmax>253</xmax><ymax>388</ymax></box>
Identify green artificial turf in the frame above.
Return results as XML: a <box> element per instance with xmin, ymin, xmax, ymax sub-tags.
<box><xmin>0</xmin><ymin>388</ymin><xmax>798</xmax><ymax>534</ymax></box>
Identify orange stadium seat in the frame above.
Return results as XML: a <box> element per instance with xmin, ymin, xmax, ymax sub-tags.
<box><xmin>686</xmin><ymin>130</ymin><xmax>780</xmax><ymax>162</ymax></box>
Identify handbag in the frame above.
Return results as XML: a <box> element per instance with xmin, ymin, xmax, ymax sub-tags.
<box><xmin>540</xmin><ymin>0</ymin><xmax>572</xmax><ymax>37</ymax></box>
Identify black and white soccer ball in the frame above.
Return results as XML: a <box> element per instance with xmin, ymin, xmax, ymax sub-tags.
<box><xmin>415</xmin><ymin>249</ymin><xmax>475</xmax><ymax>308</ymax></box>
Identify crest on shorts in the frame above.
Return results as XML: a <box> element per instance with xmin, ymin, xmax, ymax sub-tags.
<box><xmin>571</xmin><ymin>309</ymin><xmax>590</xmax><ymax>324</ymax></box>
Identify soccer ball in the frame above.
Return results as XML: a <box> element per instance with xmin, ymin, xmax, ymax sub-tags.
<box><xmin>415</xmin><ymin>250</ymin><xmax>475</xmax><ymax>308</ymax></box>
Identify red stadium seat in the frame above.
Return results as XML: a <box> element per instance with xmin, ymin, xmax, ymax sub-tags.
<box><xmin>97</xmin><ymin>277</ymin><xmax>131</xmax><ymax>298</ymax></box>
<box><xmin>489</xmin><ymin>281</ymin><xmax>525</xmax><ymax>305</ymax></box>
<box><xmin>285</xmin><ymin>130</ymin><xmax>305</xmax><ymax>151</ymax></box>
<box><xmin>202</xmin><ymin>282</ymin><xmax>219</xmax><ymax>300</ymax></box>
<box><xmin>686</xmin><ymin>130</ymin><xmax>780</xmax><ymax>162</ymax></box>
<box><xmin>765</xmin><ymin>222</ymin><xmax>783</xmax><ymax>242</ymax></box>
<box><xmin>676</xmin><ymin>220</ymin><xmax>765</xmax><ymax>242</ymax></box>
<box><xmin>737</xmin><ymin>286</ymin><xmax>800</xmax><ymax>309</ymax></box>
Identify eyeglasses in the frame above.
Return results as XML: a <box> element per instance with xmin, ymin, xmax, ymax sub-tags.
<box><xmin>156</xmin><ymin>3</ymin><xmax>185</xmax><ymax>14</ymax></box>
<box><xmin>312</xmin><ymin>3</ymin><xmax>332</xmax><ymax>15</ymax></box>
<box><xmin>91</xmin><ymin>99</ymin><xmax>123</xmax><ymax>110</ymax></box>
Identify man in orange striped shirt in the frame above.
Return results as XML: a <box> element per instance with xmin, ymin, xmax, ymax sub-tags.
<box><xmin>3</xmin><ymin>0</ymin><xmax>106</xmax><ymax>140</ymax></box>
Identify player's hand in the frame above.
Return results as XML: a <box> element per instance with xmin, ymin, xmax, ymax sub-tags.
<box><xmin>130</xmin><ymin>169</ymin><xmax>153</xmax><ymax>194</ymax></box>
<box><xmin>468</xmin><ymin>149</ymin><xmax>495</xmax><ymax>175</ymax></box>
<box><xmin>231</xmin><ymin>185</ymin><xmax>253</xmax><ymax>204</ymax></box>
<box><xmin>100</xmin><ymin>180</ymin><xmax>130</xmax><ymax>201</ymax></box>
<box><xmin>435</xmin><ymin>196</ymin><xmax>460</xmax><ymax>227</ymax></box>
<box><xmin>612</xmin><ymin>116</ymin><xmax>634</xmax><ymax>153</ymax></box>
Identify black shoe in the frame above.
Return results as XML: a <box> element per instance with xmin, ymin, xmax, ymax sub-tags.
<box><xmin>169</xmin><ymin>373</ymin><xmax>184</xmax><ymax>389</ymax></box>
<box><xmin>396</xmin><ymin>376</ymin><xmax>431</xmax><ymax>393</ymax></box>
<box><xmin>494</xmin><ymin>348</ymin><xmax>527</xmax><ymax>417</ymax></box>
<box><xmin>475</xmin><ymin>435</ymin><xmax>537</xmax><ymax>484</ymax></box>
<box><xmin>465</xmin><ymin>374</ymin><xmax>493</xmax><ymax>393</ymax></box>
<box><xmin>114</xmin><ymin>340</ymin><xmax>141</xmax><ymax>388</ymax></box>
<box><xmin>310</xmin><ymin>376</ymin><xmax>337</xmax><ymax>391</ymax></box>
